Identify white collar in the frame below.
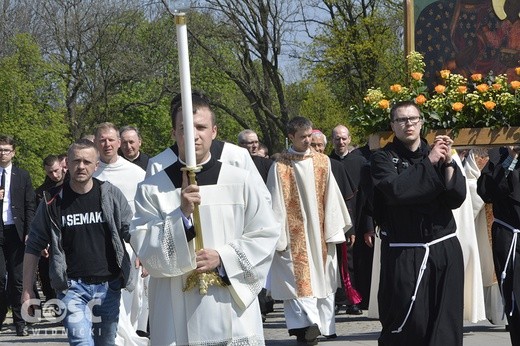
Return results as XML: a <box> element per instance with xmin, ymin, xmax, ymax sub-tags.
<box><xmin>288</xmin><ymin>147</ymin><xmax>310</xmax><ymax>155</ymax></box>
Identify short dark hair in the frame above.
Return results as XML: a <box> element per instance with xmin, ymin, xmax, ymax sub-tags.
<box><xmin>259</xmin><ymin>143</ymin><xmax>268</xmax><ymax>154</ymax></box>
<box><xmin>170</xmin><ymin>91</ymin><xmax>216</xmax><ymax>129</ymax></box>
<box><xmin>67</xmin><ymin>138</ymin><xmax>99</xmax><ymax>159</ymax></box>
<box><xmin>390</xmin><ymin>101</ymin><xmax>421</xmax><ymax>121</ymax></box>
<box><xmin>119</xmin><ymin>125</ymin><xmax>142</xmax><ymax>140</ymax></box>
<box><xmin>286</xmin><ymin>116</ymin><xmax>312</xmax><ymax>136</ymax></box>
<box><xmin>0</xmin><ymin>135</ymin><xmax>16</xmax><ymax>149</ymax></box>
<box><xmin>43</xmin><ymin>155</ymin><xmax>59</xmax><ymax>167</ymax></box>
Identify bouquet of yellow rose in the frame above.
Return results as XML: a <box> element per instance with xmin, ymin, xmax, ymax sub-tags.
<box><xmin>351</xmin><ymin>51</ymin><xmax>520</xmax><ymax>135</ymax></box>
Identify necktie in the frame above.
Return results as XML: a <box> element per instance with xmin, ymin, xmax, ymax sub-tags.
<box><xmin>0</xmin><ymin>169</ymin><xmax>4</xmax><ymax>229</ymax></box>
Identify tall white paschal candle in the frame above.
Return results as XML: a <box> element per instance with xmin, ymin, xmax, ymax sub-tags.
<box><xmin>175</xmin><ymin>13</ymin><xmax>196</xmax><ymax>168</ymax></box>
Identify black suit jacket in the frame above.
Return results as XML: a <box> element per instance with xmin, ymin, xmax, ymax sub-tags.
<box><xmin>8</xmin><ymin>166</ymin><xmax>36</xmax><ymax>241</ymax></box>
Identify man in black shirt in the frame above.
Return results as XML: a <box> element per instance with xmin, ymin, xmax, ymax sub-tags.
<box><xmin>35</xmin><ymin>155</ymin><xmax>66</xmax><ymax>204</ymax></box>
<box><xmin>34</xmin><ymin>155</ymin><xmax>67</xmax><ymax>308</ymax></box>
<box><xmin>22</xmin><ymin>139</ymin><xmax>133</xmax><ymax>345</ymax></box>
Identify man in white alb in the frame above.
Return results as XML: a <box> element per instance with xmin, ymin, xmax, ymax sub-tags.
<box><xmin>145</xmin><ymin>92</ymin><xmax>261</xmax><ymax>180</ymax></box>
<box><xmin>93</xmin><ymin>122</ymin><xmax>149</xmax><ymax>345</ymax></box>
<box><xmin>267</xmin><ymin>116</ymin><xmax>351</xmax><ymax>344</ymax></box>
<box><xmin>131</xmin><ymin>93</ymin><xmax>279</xmax><ymax>345</ymax></box>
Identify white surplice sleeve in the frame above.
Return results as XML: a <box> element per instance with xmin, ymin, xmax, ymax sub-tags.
<box><xmin>215</xmin><ymin>169</ymin><xmax>280</xmax><ymax>310</ymax></box>
<box><xmin>130</xmin><ymin>178</ymin><xmax>196</xmax><ymax>278</ymax></box>
<box><xmin>266</xmin><ymin>163</ymin><xmax>289</xmax><ymax>252</ymax></box>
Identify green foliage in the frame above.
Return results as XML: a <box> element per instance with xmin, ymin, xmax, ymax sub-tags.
<box><xmin>308</xmin><ymin>3</ymin><xmax>405</xmax><ymax>105</ymax></box>
<box><xmin>0</xmin><ymin>34</ymin><xmax>69</xmax><ymax>186</ymax></box>
<box><xmin>287</xmin><ymin>80</ymin><xmax>341</xmax><ymax>136</ymax></box>
<box><xmin>304</xmin><ymin>0</ymin><xmax>405</xmax><ymax>141</ymax></box>
<box><xmin>186</xmin><ymin>13</ymin><xmax>255</xmax><ymax>144</ymax></box>
<box><xmin>107</xmin><ymin>82</ymin><xmax>172</xmax><ymax>157</ymax></box>
<box><xmin>73</xmin><ymin>11</ymin><xmax>179</xmax><ymax>139</ymax></box>
<box><xmin>0</xmin><ymin>1</ymin><xmax>416</xmax><ymax>174</ymax></box>
<box><xmin>186</xmin><ymin>4</ymin><xmax>291</xmax><ymax>152</ymax></box>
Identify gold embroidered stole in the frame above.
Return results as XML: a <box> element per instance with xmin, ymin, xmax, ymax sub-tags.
<box><xmin>277</xmin><ymin>151</ymin><xmax>329</xmax><ymax>297</ymax></box>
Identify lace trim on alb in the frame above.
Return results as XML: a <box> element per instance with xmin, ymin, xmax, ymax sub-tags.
<box><xmin>144</xmin><ymin>219</ymin><xmax>183</xmax><ymax>276</ymax></box>
<box><xmin>229</xmin><ymin>242</ymin><xmax>261</xmax><ymax>296</ymax></box>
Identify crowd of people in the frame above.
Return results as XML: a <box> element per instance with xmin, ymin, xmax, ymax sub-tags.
<box><xmin>0</xmin><ymin>93</ymin><xmax>514</xmax><ymax>345</ymax></box>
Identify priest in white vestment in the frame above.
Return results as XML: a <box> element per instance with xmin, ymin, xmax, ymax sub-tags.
<box><xmin>267</xmin><ymin>116</ymin><xmax>351</xmax><ymax>343</ymax></box>
<box><xmin>451</xmin><ymin>150</ymin><xmax>486</xmax><ymax>323</ymax></box>
<box><xmin>145</xmin><ymin>92</ymin><xmax>260</xmax><ymax>180</ymax></box>
<box><xmin>131</xmin><ymin>94</ymin><xmax>280</xmax><ymax>345</ymax></box>
<box><xmin>145</xmin><ymin>93</ymin><xmax>270</xmax><ymax>206</ymax></box>
<box><xmin>93</xmin><ymin>122</ymin><xmax>149</xmax><ymax>346</ymax></box>
<box><xmin>146</xmin><ymin>140</ymin><xmax>253</xmax><ymax>178</ymax></box>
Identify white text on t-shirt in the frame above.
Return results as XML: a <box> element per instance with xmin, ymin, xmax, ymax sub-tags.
<box><xmin>62</xmin><ymin>212</ymin><xmax>104</xmax><ymax>227</ymax></box>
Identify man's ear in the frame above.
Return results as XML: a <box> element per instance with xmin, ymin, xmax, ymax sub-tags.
<box><xmin>212</xmin><ymin>125</ymin><xmax>217</xmax><ymax>140</ymax></box>
<box><xmin>171</xmin><ymin>128</ymin><xmax>176</xmax><ymax>141</ymax></box>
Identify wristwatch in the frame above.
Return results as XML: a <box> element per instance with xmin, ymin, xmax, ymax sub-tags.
<box><xmin>443</xmin><ymin>160</ymin><xmax>457</xmax><ymax>168</ymax></box>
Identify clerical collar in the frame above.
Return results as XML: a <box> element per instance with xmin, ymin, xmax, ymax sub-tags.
<box><xmin>165</xmin><ymin>154</ymin><xmax>220</xmax><ymax>187</ymax></box>
<box><xmin>178</xmin><ymin>154</ymin><xmax>212</xmax><ymax>167</ymax></box>
<box><xmin>171</xmin><ymin>141</ymin><xmax>225</xmax><ymax>162</ymax></box>
<box><xmin>335</xmin><ymin>151</ymin><xmax>349</xmax><ymax>159</ymax></box>
<box><xmin>127</xmin><ymin>152</ymin><xmax>140</xmax><ymax>162</ymax></box>
<box><xmin>288</xmin><ymin>147</ymin><xmax>311</xmax><ymax>155</ymax></box>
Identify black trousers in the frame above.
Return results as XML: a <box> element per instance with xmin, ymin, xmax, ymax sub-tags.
<box><xmin>0</xmin><ymin>225</ymin><xmax>26</xmax><ymax>326</ymax></box>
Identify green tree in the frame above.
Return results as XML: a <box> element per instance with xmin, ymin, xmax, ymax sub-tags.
<box><xmin>0</xmin><ymin>33</ymin><xmax>69</xmax><ymax>185</ymax></box>
<box><xmin>286</xmin><ymin>79</ymin><xmax>356</xmax><ymax>151</ymax></box>
<box><xmin>175</xmin><ymin>1</ymin><xmax>300</xmax><ymax>152</ymax></box>
<box><xmin>304</xmin><ymin>0</ymin><xmax>405</xmax><ymax>137</ymax></box>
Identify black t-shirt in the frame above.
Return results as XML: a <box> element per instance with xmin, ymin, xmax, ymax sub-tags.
<box><xmin>60</xmin><ymin>180</ymin><xmax>119</xmax><ymax>278</ymax></box>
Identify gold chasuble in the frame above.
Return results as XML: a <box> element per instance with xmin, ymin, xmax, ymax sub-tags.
<box><xmin>267</xmin><ymin>149</ymin><xmax>351</xmax><ymax>300</ymax></box>
<box><xmin>277</xmin><ymin>152</ymin><xmax>329</xmax><ymax>297</ymax></box>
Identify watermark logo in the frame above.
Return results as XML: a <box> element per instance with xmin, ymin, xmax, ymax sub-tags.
<box><xmin>21</xmin><ymin>298</ymin><xmax>102</xmax><ymax>324</ymax></box>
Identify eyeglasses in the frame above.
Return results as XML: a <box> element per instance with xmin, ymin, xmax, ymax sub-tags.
<box><xmin>392</xmin><ymin>116</ymin><xmax>423</xmax><ymax>126</ymax></box>
<box><xmin>0</xmin><ymin>149</ymin><xmax>13</xmax><ymax>154</ymax></box>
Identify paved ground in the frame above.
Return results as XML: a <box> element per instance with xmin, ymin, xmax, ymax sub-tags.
<box><xmin>0</xmin><ymin>303</ymin><xmax>512</xmax><ymax>345</ymax></box>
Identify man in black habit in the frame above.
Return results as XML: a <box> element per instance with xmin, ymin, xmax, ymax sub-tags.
<box><xmin>370</xmin><ymin>101</ymin><xmax>466</xmax><ymax>345</ymax></box>
<box><xmin>477</xmin><ymin>146</ymin><xmax>520</xmax><ymax>345</ymax></box>
<box><xmin>329</xmin><ymin>125</ymin><xmax>373</xmax><ymax>313</ymax></box>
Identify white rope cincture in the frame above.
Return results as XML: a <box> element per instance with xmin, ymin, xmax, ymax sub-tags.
<box><xmin>493</xmin><ymin>218</ymin><xmax>520</xmax><ymax>317</ymax></box>
<box><xmin>388</xmin><ymin>232</ymin><xmax>457</xmax><ymax>334</ymax></box>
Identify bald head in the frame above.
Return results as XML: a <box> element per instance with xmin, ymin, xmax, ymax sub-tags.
<box><xmin>332</xmin><ymin>125</ymin><xmax>351</xmax><ymax>157</ymax></box>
